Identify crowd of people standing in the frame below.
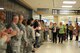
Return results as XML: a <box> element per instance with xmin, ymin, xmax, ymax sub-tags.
<box><xmin>48</xmin><ymin>22</ymin><xmax>80</xmax><ymax>44</ymax></box>
<box><xmin>0</xmin><ymin>11</ymin><xmax>80</xmax><ymax>53</ymax></box>
<box><xmin>0</xmin><ymin>11</ymin><xmax>47</xmax><ymax>53</ymax></box>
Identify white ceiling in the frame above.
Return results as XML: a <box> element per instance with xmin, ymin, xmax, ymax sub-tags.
<box><xmin>21</xmin><ymin>0</ymin><xmax>80</xmax><ymax>15</ymax></box>
<box><xmin>24</xmin><ymin>0</ymin><xmax>53</xmax><ymax>9</ymax></box>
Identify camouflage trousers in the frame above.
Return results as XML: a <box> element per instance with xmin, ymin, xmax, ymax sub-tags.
<box><xmin>0</xmin><ymin>50</ymin><xmax>6</xmax><ymax>53</ymax></box>
<box><xmin>23</xmin><ymin>43</ymin><xmax>33</xmax><ymax>53</ymax></box>
<box><xmin>11</xmin><ymin>46</ymin><xmax>20</xmax><ymax>53</ymax></box>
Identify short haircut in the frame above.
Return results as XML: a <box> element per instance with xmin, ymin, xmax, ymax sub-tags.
<box><xmin>32</xmin><ymin>20</ymin><xmax>39</xmax><ymax>28</ymax></box>
<box><xmin>18</xmin><ymin>14</ymin><xmax>24</xmax><ymax>20</ymax></box>
<box><xmin>0</xmin><ymin>11</ymin><xmax>5</xmax><ymax>20</ymax></box>
<box><xmin>27</xmin><ymin>18</ymin><xmax>33</xmax><ymax>25</ymax></box>
<box><xmin>12</xmin><ymin>13</ymin><xmax>18</xmax><ymax>21</ymax></box>
<box><xmin>22</xmin><ymin>19</ymin><xmax>27</xmax><ymax>26</ymax></box>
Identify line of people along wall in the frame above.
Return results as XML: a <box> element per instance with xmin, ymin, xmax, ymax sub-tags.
<box><xmin>0</xmin><ymin>11</ymin><xmax>46</xmax><ymax>53</ymax></box>
<box><xmin>0</xmin><ymin>10</ymin><xmax>80</xmax><ymax>53</ymax></box>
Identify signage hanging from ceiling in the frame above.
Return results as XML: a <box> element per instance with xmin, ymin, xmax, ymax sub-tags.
<box><xmin>52</xmin><ymin>9</ymin><xmax>80</xmax><ymax>15</ymax></box>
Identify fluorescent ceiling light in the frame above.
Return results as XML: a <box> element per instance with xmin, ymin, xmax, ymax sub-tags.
<box><xmin>62</xmin><ymin>5</ymin><xmax>72</xmax><ymax>8</ymax></box>
<box><xmin>0</xmin><ymin>8</ymin><xmax>4</xmax><ymax>10</ymax></box>
<box><xmin>63</xmin><ymin>1</ymin><xmax>76</xmax><ymax>4</ymax></box>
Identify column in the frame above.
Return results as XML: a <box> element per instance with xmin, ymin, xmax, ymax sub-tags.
<box><xmin>54</xmin><ymin>15</ymin><xmax>58</xmax><ymax>24</ymax></box>
<box><xmin>40</xmin><ymin>15</ymin><xmax>42</xmax><ymax>20</ymax></box>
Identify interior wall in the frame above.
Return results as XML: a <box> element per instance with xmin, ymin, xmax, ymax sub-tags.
<box><xmin>54</xmin><ymin>16</ymin><xmax>58</xmax><ymax>24</ymax></box>
<box><xmin>0</xmin><ymin>0</ymin><xmax>33</xmax><ymax>24</ymax></box>
<box><xmin>57</xmin><ymin>15</ymin><xmax>80</xmax><ymax>26</ymax></box>
<box><xmin>42</xmin><ymin>15</ymin><xmax>80</xmax><ymax>26</ymax></box>
<box><xmin>33</xmin><ymin>11</ymin><xmax>40</xmax><ymax>20</ymax></box>
<box><xmin>41</xmin><ymin>15</ymin><xmax>54</xmax><ymax>25</ymax></box>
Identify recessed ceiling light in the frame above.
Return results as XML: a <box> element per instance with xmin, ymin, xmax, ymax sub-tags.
<box><xmin>63</xmin><ymin>1</ymin><xmax>76</xmax><ymax>4</ymax></box>
<box><xmin>62</xmin><ymin>5</ymin><xmax>72</xmax><ymax>8</ymax></box>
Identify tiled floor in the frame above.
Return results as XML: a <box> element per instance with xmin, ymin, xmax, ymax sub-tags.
<box><xmin>36</xmin><ymin>40</ymin><xmax>80</xmax><ymax>53</ymax></box>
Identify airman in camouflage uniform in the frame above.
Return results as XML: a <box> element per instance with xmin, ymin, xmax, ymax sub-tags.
<box><xmin>0</xmin><ymin>22</ymin><xmax>7</xmax><ymax>53</ymax></box>
<box><xmin>17</xmin><ymin>15</ymin><xmax>28</xmax><ymax>53</ymax></box>
<box><xmin>10</xmin><ymin>15</ymin><xmax>22</xmax><ymax>53</ymax></box>
<box><xmin>0</xmin><ymin>11</ymin><xmax>8</xmax><ymax>53</ymax></box>
<box><xmin>26</xmin><ymin>19</ymin><xmax>34</xmax><ymax>53</ymax></box>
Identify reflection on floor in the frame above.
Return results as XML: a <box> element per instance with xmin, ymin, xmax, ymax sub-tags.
<box><xmin>35</xmin><ymin>40</ymin><xmax>80</xmax><ymax>53</ymax></box>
